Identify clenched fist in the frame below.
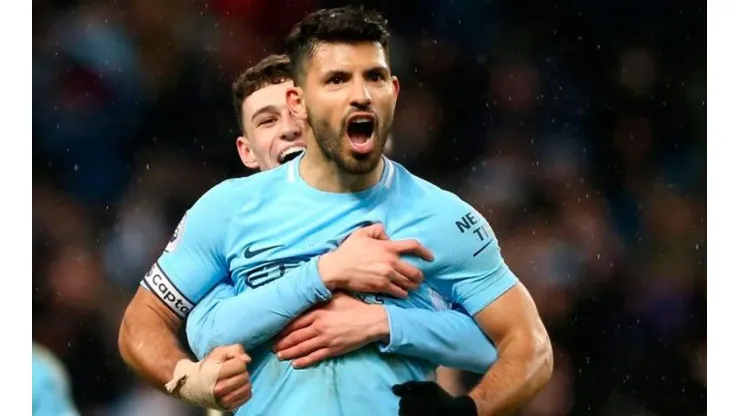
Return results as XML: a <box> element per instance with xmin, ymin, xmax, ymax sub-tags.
<box><xmin>206</xmin><ymin>344</ymin><xmax>253</xmax><ymax>411</ymax></box>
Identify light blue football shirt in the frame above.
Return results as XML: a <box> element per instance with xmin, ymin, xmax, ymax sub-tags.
<box><xmin>142</xmin><ymin>153</ymin><xmax>518</xmax><ymax>415</ymax></box>
<box><xmin>32</xmin><ymin>343</ymin><xmax>79</xmax><ymax>416</ymax></box>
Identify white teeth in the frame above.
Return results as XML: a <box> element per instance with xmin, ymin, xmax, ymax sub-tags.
<box><xmin>279</xmin><ymin>146</ymin><xmax>306</xmax><ymax>162</ymax></box>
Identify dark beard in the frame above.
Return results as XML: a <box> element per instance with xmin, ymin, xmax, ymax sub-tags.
<box><xmin>307</xmin><ymin>110</ymin><xmax>388</xmax><ymax>175</ymax></box>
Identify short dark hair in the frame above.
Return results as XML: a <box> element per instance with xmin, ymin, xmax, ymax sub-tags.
<box><xmin>232</xmin><ymin>54</ymin><xmax>293</xmax><ymax>134</ymax></box>
<box><xmin>285</xmin><ymin>6</ymin><xmax>390</xmax><ymax>86</ymax></box>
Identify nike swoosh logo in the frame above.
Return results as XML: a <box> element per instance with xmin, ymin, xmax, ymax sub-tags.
<box><xmin>244</xmin><ymin>244</ymin><xmax>282</xmax><ymax>259</ymax></box>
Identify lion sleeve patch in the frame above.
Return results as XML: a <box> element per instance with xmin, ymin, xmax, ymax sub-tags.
<box><xmin>164</xmin><ymin>213</ymin><xmax>187</xmax><ymax>253</ymax></box>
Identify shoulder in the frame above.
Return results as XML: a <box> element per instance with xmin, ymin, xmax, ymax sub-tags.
<box><xmin>390</xmin><ymin>162</ymin><xmax>496</xmax><ymax>258</ymax></box>
<box><xmin>391</xmin><ymin>161</ymin><xmax>480</xmax><ymax>225</ymax></box>
<box><xmin>189</xmin><ymin>165</ymin><xmax>290</xmax><ymax>220</ymax></box>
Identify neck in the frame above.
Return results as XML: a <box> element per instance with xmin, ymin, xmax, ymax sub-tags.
<box><xmin>299</xmin><ymin>139</ymin><xmax>385</xmax><ymax>193</ymax></box>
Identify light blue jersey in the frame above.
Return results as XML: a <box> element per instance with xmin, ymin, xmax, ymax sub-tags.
<box><xmin>142</xmin><ymin>154</ymin><xmax>518</xmax><ymax>415</ymax></box>
<box><xmin>32</xmin><ymin>344</ymin><xmax>79</xmax><ymax>416</ymax></box>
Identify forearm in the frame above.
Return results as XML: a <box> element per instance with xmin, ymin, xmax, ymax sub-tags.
<box><xmin>189</xmin><ymin>257</ymin><xmax>332</xmax><ymax>357</ymax></box>
<box><xmin>118</xmin><ymin>289</ymin><xmax>189</xmax><ymax>390</ymax></box>
<box><xmin>436</xmin><ymin>367</ymin><xmax>467</xmax><ymax>396</ymax></box>
<box><xmin>380</xmin><ymin>306</ymin><xmax>498</xmax><ymax>373</ymax></box>
<box><xmin>468</xmin><ymin>330</ymin><xmax>553</xmax><ymax>415</ymax></box>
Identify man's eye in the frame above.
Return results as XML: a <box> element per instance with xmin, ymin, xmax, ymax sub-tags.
<box><xmin>259</xmin><ymin>118</ymin><xmax>277</xmax><ymax>126</ymax></box>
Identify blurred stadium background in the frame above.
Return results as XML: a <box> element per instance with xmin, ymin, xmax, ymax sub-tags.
<box><xmin>32</xmin><ymin>0</ymin><xmax>706</xmax><ymax>415</ymax></box>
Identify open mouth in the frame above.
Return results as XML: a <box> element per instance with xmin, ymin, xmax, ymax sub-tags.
<box><xmin>278</xmin><ymin>146</ymin><xmax>306</xmax><ymax>164</ymax></box>
<box><xmin>346</xmin><ymin>114</ymin><xmax>376</xmax><ymax>154</ymax></box>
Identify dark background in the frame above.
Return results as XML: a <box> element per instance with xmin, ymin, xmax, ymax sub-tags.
<box><xmin>32</xmin><ymin>0</ymin><xmax>706</xmax><ymax>414</ymax></box>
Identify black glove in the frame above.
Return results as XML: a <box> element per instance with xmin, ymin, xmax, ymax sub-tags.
<box><xmin>392</xmin><ymin>381</ymin><xmax>477</xmax><ymax>416</ymax></box>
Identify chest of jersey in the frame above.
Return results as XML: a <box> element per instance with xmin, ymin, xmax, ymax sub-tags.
<box><xmin>223</xmin><ymin>186</ymin><xmax>448</xmax><ymax>310</ymax></box>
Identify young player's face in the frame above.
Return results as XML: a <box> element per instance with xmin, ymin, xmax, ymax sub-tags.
<box><xmin>237</xmin><ymin>81</ymin><xmax>307</xmax><ymax>171</ymax></box>
<box><xmin>301</xmin><ymin>42</ymin><xmax>399</xmax><ymax>174</ymax></box>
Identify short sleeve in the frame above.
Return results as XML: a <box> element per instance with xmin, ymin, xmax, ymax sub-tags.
<box><xmin>140</xmin><ymin>182</ymin><xmax>234</xmax><ymax>318</ymax></box>
<box><xmin>417</xmin><ymin>197</ymin><xmax>519</xmax><ymax>316</ymax></box>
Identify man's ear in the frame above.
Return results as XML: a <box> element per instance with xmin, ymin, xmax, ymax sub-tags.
<box><xmin>286</xmin><ymin>86</ymin><xmax>307</xmax><ymax>121</ymax></box>
<box><xmin>236</xmin><ymin>136</ymin><xmax>259</xmax><ymax>169</ymax></box>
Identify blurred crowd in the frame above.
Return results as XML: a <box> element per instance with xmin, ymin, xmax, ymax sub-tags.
<box><xmin>32</xmin><ymin>0</ymin><xmax>706</xmax><ymax>415</ymax></box>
